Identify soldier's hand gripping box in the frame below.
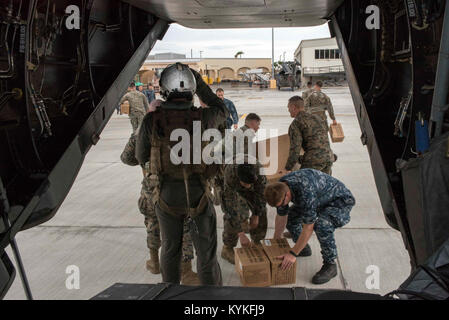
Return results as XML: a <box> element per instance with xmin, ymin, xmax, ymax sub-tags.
<box><xmin>261</xmin><ymin>239</ymin><xmax>297</xmax><ymax>286</ymax></box>
<box><xmin>234</xmin><ymin>246</ymin><xmax>271</xmax><ymax>287</ymax></box>
<box><xmin>330</xmin><ymin>123</ymin><xmax>345</xmax><ymax>143</ymax></box>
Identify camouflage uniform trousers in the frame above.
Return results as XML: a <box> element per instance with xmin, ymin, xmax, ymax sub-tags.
<box><xmin>286</xmin><ymin>197</ymin><xmax>353</xmax><ymax>264</ymax></box>
<box><xmin>307</xmin><ymin>110</ymin><xmax>336</xmax><ymax>173</ymax></box>
<box><xmin>130</xmin><ymin>112</ymin><xmax>145</xmax><ymax>134</ymax></box>
<box><xmin>221</xmin><ymin>188</ymin><xmax>268</xmax><ymax>248</ymax></box>
<box><xmin>138</xmin><ymin>177</ymin><xmax>194</xmax><ymax>262</ymax></box>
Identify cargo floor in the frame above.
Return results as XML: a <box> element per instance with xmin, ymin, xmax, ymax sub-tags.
<box><xmin>4</xmin><ymin>86</ymin><xmax>410</xmax><ymax>299</ymax></box>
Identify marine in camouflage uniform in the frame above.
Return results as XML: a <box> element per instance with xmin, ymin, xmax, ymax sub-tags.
<box><xmin>120</xmin><ymin>133</ymin><xmax>195</xmax><ymax>273</ymax></box>
<box><xmin>120</xmin><ymin>87</ymin><xmax>150</xmax><ymax>133</ymax></box>
<box><xmin>302</xmin><ymin>88</ymin><xmax>314</xmax><ymax>101</ymax></box>
<box><xmin>304</xmin><ymin>90</ymin><xmax>336</xmax><ymax>130</ymax></box>
<box><xmin>213</xmin><ymin>122</ymin><xmax>257</xmax><ymax>206</ymax></box>
<box><xmin>275</xmin><ymin>169</ymin><xmax>354</xmax><ymax>283</ymax></box>
<box><xmin>220</xmin><ymin>156</ymin><xmax>268</xmax><ymax>264</ymax></box>
<box><xmin>285</xmin><ymin>110</ymin><xmax>333</xmax><ymax>175</ymax></box>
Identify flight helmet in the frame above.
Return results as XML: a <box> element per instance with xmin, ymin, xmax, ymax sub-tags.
<box><xmin>159</xmin><ymin>62</ymin><xmax>196</xmax><ymax>100</ymax></box>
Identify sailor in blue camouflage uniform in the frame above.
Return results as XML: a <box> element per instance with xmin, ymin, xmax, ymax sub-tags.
<box><xmin>264</xmin><ymin>169</ymin><xmax>355</xmax><ymax>284</ymax></box>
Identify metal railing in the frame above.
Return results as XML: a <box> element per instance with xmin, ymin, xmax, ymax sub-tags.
<box><xmin>302</xmin><ymin>65</ymin><xmax>345</xmax><ymax>75</ymax></box>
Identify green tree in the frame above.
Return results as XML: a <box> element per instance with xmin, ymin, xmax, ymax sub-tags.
<box><xmin>234</xmin><ymin>51</ymin><xmax>244</xmax><ymax>58</ymax></box>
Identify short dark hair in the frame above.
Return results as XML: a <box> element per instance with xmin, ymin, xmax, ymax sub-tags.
<box><xmin>315</xmin><ymin>81</ymin><xmax>323</xmax><ymax>88</ymax></box>
<box><xmin>237</xmin><ymin>164</ymin><xmax>257</xmax><ymax>184</ymax></box>
<box><xmin>245</xmin><ymin>113</ymin><xmax>261</xmax><ymax>123</ymax></box>
<box><xmin>264</xmin><ymin>183</ymin><xmax>289</xmax><ymax>207</ymax></box>
<box><xmin>129</xmin><ymin>82</ymin><xmax>136</xmax><ymax>88</ymax></box>
<box><xmin>216</xmin><ymin>88</ymin><xmax>224</xmax><ymax>93</ymax></box>
<box><xmin>307</xmin><ymin>81</ymin><xmax>312</xmax><ymax>86</ymax></box>
<box><xmin>288</xmin><ymin>96</ymin><xmax>304</xmax><ymax>108</ymax></box>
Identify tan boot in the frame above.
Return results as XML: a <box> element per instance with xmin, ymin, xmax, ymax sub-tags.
<box><xmin>146</xmin><ymin>248</ymin><xmax>160</xmax><ymax>274</ymax></box>
<box><xmin>181</xmin><ymin>261</ymin><xmax>201</xmax><ymax>286</ymax></box>
<box><xmin>221</xmin><ymin>245</ymin><xmax>235</xmax><ymax>264</ymax></box>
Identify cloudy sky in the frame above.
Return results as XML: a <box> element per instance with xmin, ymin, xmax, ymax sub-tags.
<box><xmin>152</xmin><ymin>23</ymin><xmax>331</xmax><ymax>61</ymax></box>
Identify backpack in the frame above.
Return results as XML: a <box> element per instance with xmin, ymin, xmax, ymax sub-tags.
<box><xmin>149</xmin><ymin>101</ymin><xmax>220</xmax><ymax>180</ymax></box>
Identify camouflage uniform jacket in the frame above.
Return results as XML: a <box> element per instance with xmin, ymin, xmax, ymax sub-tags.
<box><xmin>120</xmin><ymin>133</ymin><xmax>139</xmax><ymax>166</ymax></box>
<box><xmin>120</xmin><ymin>90</ymin><xmax>150</xmax><ymax>118</ymax></box>
<box><xmin>120</xmin><ymin>133</ymin><xmax>152</xmax><ymax>201</ymax></box>
<box><xmin>302</xmin><ymin>88</ymin><xmax>314</xmax><ymax>101</ymax></box>
<box><xmin>135</xmin><ymin>69</ymin><xmax>229</xmax><ymax>167</ymax></box>
<box><xmin>232</xmin><ymin>124</ymin><xmax>257</xmax><ymax>156</ymax></box>
<box><xmin>223</xmin><ymin>160</ymin><xmax>267</xmax><ymax>217</ymax></box>
<box><xmin>277</xmin><ymin>169</ymin><xmax>355</xmax><ymax>224</ymax></box>
<box><xmin>285</xmin><ymin>111</ymin><xmax>332</xmax><ymax>171</ymax></box>
<box><xmin>121</xmin><ymin>133</ymin><xmax>150</xmax><ymax>171</ymax></box>
<box><xmin>304</xmin><ymin>90</ymin><xmax>335</xmax><ymax>123</ymax></box>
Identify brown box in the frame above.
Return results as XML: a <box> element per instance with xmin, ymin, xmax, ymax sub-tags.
<box><xmin>120</xmin><ymin>101</ymin><xmax>130</xmax><ymax>115</ymax></box>
<box><xmin>256</xmin><ymin>134</ymin><xmax>291</xmax><ymax>183</ymax></box>
<box><xmin>234</xmin><ymin>246</ymin><xmax>271</xmax><ymax>287</ymax></box>
<box><xmin>262</xmin><ymin>239</ymin><xmax>297</xmax><ymax>286</ymax></box>
<box><xmin>330</xmin><ymin>123</ymin><xmax>345</xmax><ymax>143</ymax></box>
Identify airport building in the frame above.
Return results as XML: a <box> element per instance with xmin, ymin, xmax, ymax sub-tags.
<box><xmin>294</xmin><ymin>38</ymin><xmax>346</xmax><ymax>85</ymax></box>
<box><xmin>139</xmin><ymin>53</ymin><xmax>272</xmax><ymax>84</ymax></box>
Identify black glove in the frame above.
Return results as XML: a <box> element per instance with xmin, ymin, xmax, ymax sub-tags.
<box><xmin>190</xmin><ymin>68</ymin><xmax>204</xmax><ymax>86</ymax></box>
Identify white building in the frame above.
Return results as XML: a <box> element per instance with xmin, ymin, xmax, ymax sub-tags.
<box><xmin>294</xmin><ymin>38</ymin><xmax>345</xmax><ymax>85</ymax></box>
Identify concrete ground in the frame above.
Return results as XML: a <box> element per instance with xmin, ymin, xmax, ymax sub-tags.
<box><xmin>5</xmin><ymin>85</ymin><xmax>411</xmax><ymax>300</ymax></box>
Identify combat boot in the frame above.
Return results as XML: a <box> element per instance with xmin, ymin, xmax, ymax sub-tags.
<box><xmin>298</xmin><ymin>244</ymin><xmax>312</xmax><ymax>257</ymax></box>
<box><xmin>181</xmin><ymin>260</ymin><xmax>201</xmax><ymax>286</ymax></box>
<box><xmin>221</xmin><ymin>245</ymin><xmax>235</xmax><ymax>264</ymax></box>
<box><xmin>312</xmin><ymin>263</ymin><xmax>337</xmax><ymax>284</ymax></box>
<box><xmin>146</xmin><ymin>248</ymin><xmax>160</xmax><ymax>274</ymax></box>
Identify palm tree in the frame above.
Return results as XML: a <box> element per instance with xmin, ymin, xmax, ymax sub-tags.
<box><xmin>234</xmin><ymin>51</ymin><xmax>244</xmax><ymax>59</ymax></box>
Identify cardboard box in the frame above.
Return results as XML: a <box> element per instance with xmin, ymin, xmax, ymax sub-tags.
<box><xmin>234</xmin><ymin>246</ymin><xmax>271</xmax><ymax>287</ymax></box>
<box><xmin>262</xmin><ymin>239</ymin><xmax>297</xmax><ymax>286</ymax></box>
<box><xmin>330</xmin><ymin>123</ymin><xmax>345</xmax><ymax>143</ymax></box>
<box><xmin>120</xmin><ymin>101</ymin><xmax>130</xmax><ymax>115</ymax></box>
<box><xmin>256</xmin><ymin>134</ymin><xmax>290</xmax><ymax>183</ymax></box>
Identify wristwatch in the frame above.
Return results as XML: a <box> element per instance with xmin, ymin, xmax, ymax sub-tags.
<box><xmin>289</xmin><ymin>250</ymin><xmax>299</xmax><ymax>258</ymax></box>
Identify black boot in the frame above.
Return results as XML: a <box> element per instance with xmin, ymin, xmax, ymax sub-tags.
<box><xmin>312</xmin><ymin>263</ymin><xmax>337</xmax><ymax>284</ymax></box>
<box><xmin>298</xmin><ymin>244</ymin><xmax>312</xmax><ymax>257</ymax></box>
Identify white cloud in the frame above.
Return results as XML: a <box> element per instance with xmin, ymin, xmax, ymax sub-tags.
<box><xmin>152</xmin><ymin>23</ymin><xmax>330</xmax><ymax>61</ymax></box>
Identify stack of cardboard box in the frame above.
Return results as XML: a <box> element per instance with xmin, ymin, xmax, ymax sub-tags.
<box><xmin>234</xmin><ymin>238</ymin><xmax>297</xmax><ymax>287</ymax></box>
